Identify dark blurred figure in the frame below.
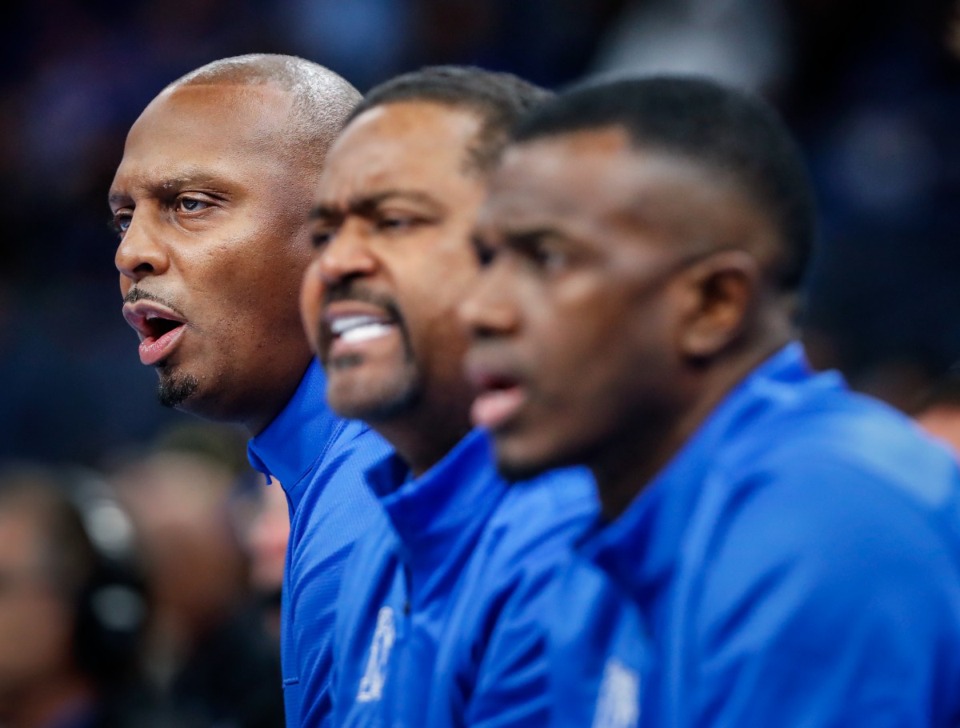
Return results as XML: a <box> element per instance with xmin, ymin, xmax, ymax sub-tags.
<box><xmin>779</xmin><ymin>0</ymin><xmax>960</xmax><ymax>246</ymax></box>
<box><xmin>803</xmin><ymin>230</ymin><xmax>960</xmax><ymax>405</ymax></box>
<box><xmin>802</xmin><ymin>228</ymin><xmax>960</xmax><ymax>451</ymax></box>
<box><xmin>109</xmin><ymin>422</ymin><xmax>284</xmax><ymax>728</ymax></box>
<box><xmin>794</xmin><ymin>1</ymin><xmax>960</xmax><ymax>455</ymax></box>
<box><xmin>0</xmin><ymin>462</ymin><xmax>151</xmax><ymax>728</ymax></box>
<box><xmin>234</xmin><ymin>474</ymin><xmax>289</xmax><ymax>642</ymax></box>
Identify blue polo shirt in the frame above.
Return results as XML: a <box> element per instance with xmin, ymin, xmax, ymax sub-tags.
<box><xmin>330</xmin><ymin>428</ymin><xmax>599</xmax><ymax>727</ymax></box>
<box><xmin>248</xmin><ymin>360</ymin><xmax>391</xmax><ymax>728</ymax></box>
<box><xmin>552</xmin><ymin>344</ymin><xmax>960</xmax><ymax>727</ymax></box>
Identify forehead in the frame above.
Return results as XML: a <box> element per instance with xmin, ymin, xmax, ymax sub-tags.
<box><xmin>318</xmin><ymin>101</ymin><xmax>483</xmax><ymax>198</ymax></box>
<box><xmin>113</xmin><ymin>83</ymin><xmax>296</xmax><ymax>188</ymax></box>
<box><xmin>480</xmin><ymin>127</ymin><xmax>743</xmax><ymax>244</ymax></box>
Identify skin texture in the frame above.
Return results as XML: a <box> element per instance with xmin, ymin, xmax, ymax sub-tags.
<box><xmin>460</xmin><ymin>128</ymin><xmax>791</xmax><ymax>517</ymax></box>
<box><xmin>300</xmin><ymin>101</ymin><xmax>487</xmax><ymax>475</ymax></box>
<box><xmin>111</xmin><ymin>81</ymin><xmax>317</xmax><ymax>434</ymax></box>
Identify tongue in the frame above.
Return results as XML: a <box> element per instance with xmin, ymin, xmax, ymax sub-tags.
<box><xmin>471</xmin><ymin>387</ymin><xmax>525</xmax><ymax>430</ymax></box>
<box><xmin>138</xmin><ymin>325</ymin><xmax>185</xmax><ymax>366</ymax></box>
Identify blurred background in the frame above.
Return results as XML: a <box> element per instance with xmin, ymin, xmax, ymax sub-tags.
<box><xmin>1</xmin><ymin>2</ymin><xmax>958</xmax><ymax>724</ymax></box>
<box><xmin>1</xmin><ymin>0</ymin><xmax>959</xmax><ymax>464</ymax></box>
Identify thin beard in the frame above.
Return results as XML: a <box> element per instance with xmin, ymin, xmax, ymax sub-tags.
<box><xmin>157</xmin><ymin>374</ymin><xmax>199</xmax><ymax>408</ymax></box>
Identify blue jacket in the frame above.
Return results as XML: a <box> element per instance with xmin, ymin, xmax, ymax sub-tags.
<box><xmin>248</xmin><ymin>360</ymin><xmax>391</xmax><ymax>727</ymax></box>
<box><xmin>552</xmin><ymin>344</ymin><xmax>960</xmax><ymax>727</ymax></box>
<box><xmin>331</xmin><ymin>428</ymin><xmax>599</xmax><ymax>727</ymax></box>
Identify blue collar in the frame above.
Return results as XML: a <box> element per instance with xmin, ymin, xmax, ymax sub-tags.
<box><xmin>364</xmin><ymin>428</ymin><xmax>506</xmax><ymax>566</ymax></box>
<box><xmin>582</xmin><ymin>343</ymin><xmax>824</xmax><ymax>602</ymax></box>
<box><xmin>247</xmin><ymin>359</ymin><xmax>352</xmax><ymax>509</ymax></box>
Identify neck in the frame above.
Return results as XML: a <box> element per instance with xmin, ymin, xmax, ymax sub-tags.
<box><xmin>374</xmin><ymin>409</ymin><xmax>472</xmax><ymax>478</ymax></box>
<box><xmin>244</xmin><ymin>359</ymin><xmax>312</xmax><ymax>436</ymax></box>
<box><xmin>594</xmin><ymin>338</ymin><xmax>789</xmax><ymax>520</ymax></box>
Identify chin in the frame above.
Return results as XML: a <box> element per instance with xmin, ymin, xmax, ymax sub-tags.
<box><xmin>156</xmin><ymin>370</ymin><xmax>200</xmax><ymax>409</ymax></box>
<box><xmin>328</xmin><ymin>385</ymin><xmax>419</xmax><ymax>424</ymax></box>
<box><xmin>491</xmin><ymin>437</ymin><xmax>566</xmax><ymax>484</ymax></box>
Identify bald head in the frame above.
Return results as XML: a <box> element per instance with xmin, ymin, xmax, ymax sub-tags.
<box><xmin>170</xmin><ymin>54</ymin><xmax>362</xmax><ymax>169</ymax></box>
<box><xmin>111</xmin><ymin>55</ymin><xmax>361</xmax><ymax>432</ymax></box>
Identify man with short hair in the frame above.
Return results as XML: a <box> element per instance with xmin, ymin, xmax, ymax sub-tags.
<box><xmin>110</xmin><ymin>54</ymin><xmax>391</xmax><ymax>727</ymax></box>
<box><xmin>300</xmin><ymin>66</ymin><xmax>598</xmax><ymax>727</ymax></box>
<box><xmin>461</xmin><ymin>76</ymin><xmax>960</xmax><ymax>725</ymax></box>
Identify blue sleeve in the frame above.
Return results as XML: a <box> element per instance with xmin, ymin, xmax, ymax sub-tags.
<box><xmin>685</xmin><ymin>459</ymin><xmax>960</xmax><ymax>727</ymax></box>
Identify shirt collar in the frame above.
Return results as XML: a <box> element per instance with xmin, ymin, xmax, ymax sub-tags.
<box><xmin>364</xmin><ymin>428</ymin><xmax>507</xmax><ymax>565</ymax></box>
<box><xmin>247</xmin><ymin>359</ymin><xmax>351</xmax><ymax>499</ymax></box>
<box><xmin>582</xmin><ymin>343</ymin><xmax>816</xmax><ymax>601</ymax></box>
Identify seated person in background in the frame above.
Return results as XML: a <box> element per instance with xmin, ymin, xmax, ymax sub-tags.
<box><xmin>0</xmin><ymin>462</ymin><xmax>151</xmax><ymax>728</ymax></box>
<box><xmin>236</xmin><ymin>471</ymin><xmax>291</xmax><ymax>642</ymax></box>
<box><xmin>300</xmin><ymin>66</ymin><xmax>598</xmax><ymax>727</ymax></box>
<box><xmin>460</xmin><ymin>75</ymin><xmax>960</xmax><ymax>725</ymax></box>
<box><xmin>110</xmin><ymin>422</ymin><xmax>285</xmax><ymax>728</ymax></box>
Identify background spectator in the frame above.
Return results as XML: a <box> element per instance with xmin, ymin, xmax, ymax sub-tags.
<box><xmin>0</xmin><ymin>462</ymin><xmax>152</xmax><ymax>728</ymax></box>
<box><xmin>108</xmin><ymin>422</ymin><xmax>285</xmax><ymax>728</ymax></box>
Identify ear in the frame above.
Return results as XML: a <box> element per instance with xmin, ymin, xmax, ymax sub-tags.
<box><xmin>676</xmin><ymin>249</ymin><xmax>760</xmax><ymax>360</ymax></box>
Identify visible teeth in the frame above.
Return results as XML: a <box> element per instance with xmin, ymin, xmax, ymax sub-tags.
<box><xmin>340</xmin><ymin>323</ymin><xmax>393</xmax><ymax>343</ymax></box>
<box><xmin>329</xmin><ymin>315</ymin><xmax>394</xmax><ymax>343</ymax></box>
<box><xmin>330</xmin><ymin>315</ymin><xmax>378</xmax><ymax>335</ymax></box>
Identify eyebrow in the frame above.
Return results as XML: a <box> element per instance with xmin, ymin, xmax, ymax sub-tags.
<box><xmin>108</xmin><ymin>170</ymin><xmax>225</xmax><ymax>207</ymax></box>
<box><xmin>310</xmin><ymin>190</ymin><xmax>444</xmax><ymax>221</ymax></box>
<box><xmin>503</xmin><ymin>226</ymin><xmax>565</xmax><ymax>248</ymax></box>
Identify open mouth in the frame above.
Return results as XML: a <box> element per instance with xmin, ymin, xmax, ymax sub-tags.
<box><xmin>329</xmin><ymin>314</ymin><xmax>396</xmax><ymax>344</ymax></box>
<box><xmin>322</xmin><ymin>300</ymin><xmax>401</xmax><ymax>365</ymax></box>
<box><xmin>465</xmin><ymin>365</ymin><xmax>527</xmax><ymax>431</ymax></box>
<box><xmin>122</xmin><ymin>300</ymin><xmax>188</xmax><ymax>366</ymax></box>
<box><xmin>143</xmin><ymin>314</ymin><xmax>183</xmax><ymax>339</ymax></box>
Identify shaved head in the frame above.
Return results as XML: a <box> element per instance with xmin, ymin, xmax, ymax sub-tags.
<box><xmin>170</xmin><ymin>53</ymin><xmax>362</xmax><ymax>169</ymax></box>
<box><xmin>111</xmin><ymin>54</ymin><xmax>361</xmax><ymax>431</ymax></box>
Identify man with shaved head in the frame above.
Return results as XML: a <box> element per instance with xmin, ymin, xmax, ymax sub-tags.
<box><xmin>110</xmin><ymin>54</ymin><xmax>391</xmax><ymax>726</ymax></box>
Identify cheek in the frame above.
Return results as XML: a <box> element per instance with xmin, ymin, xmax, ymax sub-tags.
<box><xmin>299</xmin><ymin>261</ymin><xmax>324</xmax><ymax>350</ymax></box>
<box><xmin>528</xmin><ymin>295</ymin><xmax>609</xmax><ymax>389</ymax></box>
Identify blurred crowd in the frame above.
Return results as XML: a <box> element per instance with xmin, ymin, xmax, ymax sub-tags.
<box><xmin>0</xmin><ymin>421</ymin><xmax>289</xmax><ymax>727</ymax></box>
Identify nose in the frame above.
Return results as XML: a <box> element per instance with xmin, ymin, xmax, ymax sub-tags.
<box><xmin>459</xmin><ymin>263</ymin><xmax>520</xmax><ymax>340</ymax></box>
<box><xmin>114</xmin><ymin>213</ymin><xmax>169</xmax><ymax>284</ymax></box>
<box><xmin>317</xmin><ymin>221</ymin><xmax>378</xmax><ymax>285</ymax></box>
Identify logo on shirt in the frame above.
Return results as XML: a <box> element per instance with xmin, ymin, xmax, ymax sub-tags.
<box><xmin>591</xmin><ymin>658</ymin><xmax>641</xmax><ymax>728</ymax></box>
<box><xmin>357</xmin><ymin>606</ymin><xmax>397</xmax><ymax>703</ymax></box>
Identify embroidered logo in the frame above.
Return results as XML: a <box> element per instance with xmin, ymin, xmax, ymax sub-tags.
<box><xmin>591</xmin><ymin>658</ymin><xmax>641</xmax><ymax>728</ymax></box>
<box><xmin>356</xmin><ymin>606</ymin><xmax>397</xmax><ymax>703</ymax></box>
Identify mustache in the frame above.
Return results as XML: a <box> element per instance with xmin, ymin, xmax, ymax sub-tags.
<box><xmin>123</xmin><ymin>287</ymin><xmax>187</xmax><ymax>318</ymax></box>
<box><xmin>323</xmin><ymin>282</ymin><xmax>402</xmax><ymax>322</ymax></box>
